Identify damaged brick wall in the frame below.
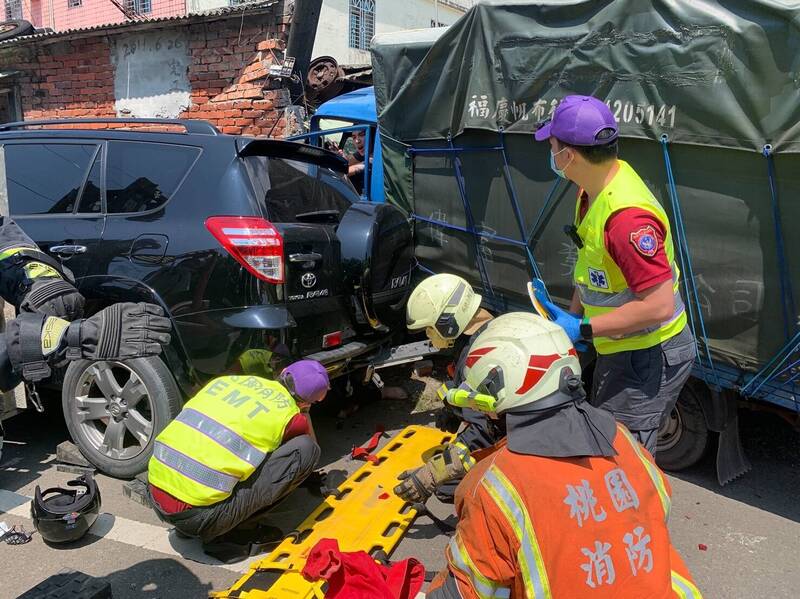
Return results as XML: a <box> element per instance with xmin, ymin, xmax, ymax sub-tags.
<box><xmin>183</xmin><ymin>21</ymin><xmax>291</xmax><ymax>136</ymax></box>
<box><xmin>0</xmin><ymin>9</ymin><xmax>293</xmax><ymax>137</ymax></box>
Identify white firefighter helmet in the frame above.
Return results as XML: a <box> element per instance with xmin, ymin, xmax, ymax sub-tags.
<box><xmin>406</xmin><ymin>274</ymin><xmax>482</xmax><ymax>349</ymax></box>
<box><xmin>457</xmin><ymin>313</ymin><xmax>580</xmax><ymax>414</ymax></box>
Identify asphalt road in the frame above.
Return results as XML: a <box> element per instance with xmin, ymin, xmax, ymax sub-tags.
<box><xmin>1</xmin><ymin>373</ymin><xmax>799</xmax><ymax>598</ymax></box>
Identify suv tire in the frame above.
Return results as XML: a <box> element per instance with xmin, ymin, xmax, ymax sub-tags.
<box><xmin>62</xmin><ymin>356</ymin><xmax>182</xmax><ymax>478</ymax></box>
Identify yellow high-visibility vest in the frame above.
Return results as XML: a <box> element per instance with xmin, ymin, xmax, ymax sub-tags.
<box><xmin>573</xmin><ymin>160</ymin><xmax>686</xmax><ymax>354</ymax></box>
<box><xmin>148</xmin><ymin>375</ymin><xmax>299</xmax><ymax>506</ymax></box>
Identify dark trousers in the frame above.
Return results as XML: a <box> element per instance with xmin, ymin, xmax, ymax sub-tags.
<box><xmin>591</xmin><ymin>326</ymin><xmax>696</xmax><ymax>455</ymax></box>
<box><xmin>151</xmin><ymin>435</ymin><xmax>320</xmax><ymax>543</ymax></box>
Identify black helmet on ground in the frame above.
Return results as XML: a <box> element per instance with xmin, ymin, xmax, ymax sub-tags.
<box><xmin>31</xmin><ymin>474</ymin><xmax>101</xmax><ymax>544</ymax></box>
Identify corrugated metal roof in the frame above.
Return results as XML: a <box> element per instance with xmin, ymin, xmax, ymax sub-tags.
<box><xmin>0</xmin><ymin>1</ymin><xmax>280</xmax><ymax>47</ymax></box>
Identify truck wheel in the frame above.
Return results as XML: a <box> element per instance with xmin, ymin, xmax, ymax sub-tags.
<box><xmin>62</xmin><ymin>357</ymin><xmax>182</xmax><ymax>478</ymax></box>
<box><xmin>656</xmin><ymin>383</ymin><xmax>709</xmax><ymax>471</ymax></box>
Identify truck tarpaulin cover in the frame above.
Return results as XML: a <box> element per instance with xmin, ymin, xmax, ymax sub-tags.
<box><xmin>371</xmin><ymin>0</ymin><xmax>800</xmax><ymax>370</ymax></box>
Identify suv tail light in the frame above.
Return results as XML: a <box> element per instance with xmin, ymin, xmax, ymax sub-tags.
<box><xmin>205</xmin><ymin>216</ymin><xmax>284</xmax><ymax>283</ymax></box>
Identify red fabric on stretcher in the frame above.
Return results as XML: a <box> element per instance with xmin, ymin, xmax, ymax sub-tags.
<box><xmin>302</xmin><ymin>538</ymin><xmax>425</xmax><ymax>599</ymax></box>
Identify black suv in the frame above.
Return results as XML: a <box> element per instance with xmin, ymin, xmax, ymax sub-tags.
<box><xmin>0</xmin><ymin>118</ymin><xmax>413</xmax><ymax>477</ymax></box>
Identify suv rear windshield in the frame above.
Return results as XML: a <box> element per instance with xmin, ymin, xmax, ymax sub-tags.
<box><xmin>243</xmin><ymin>156</ymin><xmax>357</xmax><ymax>223</ymax></box>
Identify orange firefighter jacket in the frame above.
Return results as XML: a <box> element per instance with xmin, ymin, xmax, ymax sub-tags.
<box><xmin>429</xmin><ymin>424</ymin><xmax>702</xmax><ymax>599</ymax></box>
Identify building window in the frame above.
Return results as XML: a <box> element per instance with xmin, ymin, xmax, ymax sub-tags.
<box><xmin>68</xmin><ymin>0</ymin><xmax>82</xmax><ymax>7</ymax></box>
<box><xmin>349</xmin><ymin>0</ymin><xmax>375</xmax><ymax>51</ymax></box>
<box><xmin>125</xmin><ymin>0</ymin><xmax>151</xmax><ymax>14</ymax></box>
<box><xmin>3</xmin><ymin>0</ymin><xmax>22</xmax><ymax>20</ymax></box>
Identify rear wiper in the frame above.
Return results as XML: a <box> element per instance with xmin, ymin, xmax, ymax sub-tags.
<box><xmin>295</xmin><ymin>210</ymin><xmax>341</xmax><ymax>223</ymax></box>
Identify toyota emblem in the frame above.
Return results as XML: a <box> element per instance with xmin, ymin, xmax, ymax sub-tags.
<box><xmin>301</xmin><ymin>273</ymin><xmax>317</xmax><ymax>289</ymax></box>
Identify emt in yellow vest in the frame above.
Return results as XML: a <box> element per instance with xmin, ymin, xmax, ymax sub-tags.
<box><xmin>147</xmin><ymin>359</ymin><xmax>329</xmax><ymax>546</ymax></box>
<box><xmin>533</xmin><ymin>95</ymin><xmax>697</xmax><ymax>455</ymax></box>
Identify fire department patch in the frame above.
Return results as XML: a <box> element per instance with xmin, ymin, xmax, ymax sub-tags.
<box><xmin>630</xmin><ymin>225</ymin><xmax>658</xmax><ymax>257</ymax></box>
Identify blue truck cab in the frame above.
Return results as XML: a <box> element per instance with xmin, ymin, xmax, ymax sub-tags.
<box><xmin>291</xmin><ymin>86</ymin><xmax>384</xmax><ymax>203</ymax></box>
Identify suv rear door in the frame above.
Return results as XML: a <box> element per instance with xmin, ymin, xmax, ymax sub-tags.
<box><xmin>98</xmin><ymin>139</ymin><xmax>202</xmax><ymax>293</ymax></box>
<box><xmin>1</xmin><ymin>140</ymin><xmax>105</xmax><ymax>281</ymax></box>
<box><xmin>240</xmin><ymin>149</ymin><xmax>359</xmax><ymax>356</ymax></box>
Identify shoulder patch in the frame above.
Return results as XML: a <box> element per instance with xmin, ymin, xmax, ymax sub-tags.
<box><xmin>630</xmin><ymin>225</ymin><xmax>658</xmax><ymax>257</ymax></box>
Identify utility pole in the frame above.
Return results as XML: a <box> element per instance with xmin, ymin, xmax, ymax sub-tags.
<box><xmin>434</xmin><ymin>0</ymin><xmax>439</xmax><ymax>26</ymax></box>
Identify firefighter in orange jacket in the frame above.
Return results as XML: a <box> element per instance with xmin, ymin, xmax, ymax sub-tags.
<box><xmin>425</xmin><ymin>315</ymin><xmax>701</xmax><ymax>599</ymax></box>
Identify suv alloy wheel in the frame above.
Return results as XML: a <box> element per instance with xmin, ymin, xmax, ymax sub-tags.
<box><xmin>62</xmin><ymin>356</ymin><xmax>182</xmax><ymax>478</ymax></box>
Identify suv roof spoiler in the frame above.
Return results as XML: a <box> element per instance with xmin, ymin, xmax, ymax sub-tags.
<box><xmin>237</xmin><ymin>138</ymin><xmax>348</xmax><ymax>173</ymax></box>
<box><xmin>0</xmin><ymin>118</ymin><xmax>220</xmax><ymax>135</ymax></box>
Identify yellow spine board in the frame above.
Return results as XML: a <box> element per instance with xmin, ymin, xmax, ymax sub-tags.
<box><xmin>211</xmin><ymin>425</ymin><xmax>454</xmax><ymax>599</ymax></box>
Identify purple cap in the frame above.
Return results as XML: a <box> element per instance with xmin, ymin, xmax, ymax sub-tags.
<box><xmin>279</xmin><ymin>359</ymin><xmax>330</xmax><ymax>404</ymax></box>
<box><xmin>534</xmin><ymin>95</ymin><xmax>618</xmax><ymax>146</ymax></box>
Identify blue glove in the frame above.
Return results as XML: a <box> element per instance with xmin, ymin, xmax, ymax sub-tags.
<box><xmin>539</xmin><ymin>296</ymin><xmax>582</xmax><ymax>343</ymax></box>
<box><xmin>530</xmin><ymin>279</ymin><xmax>586</xmax><ymax>348</ymax></box>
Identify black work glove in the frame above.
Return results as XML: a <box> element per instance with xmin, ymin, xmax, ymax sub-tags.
<box><xmin>66</xmin><ymin>302</ymin><xmax>172</xmax><ymax>361</ymax></box>
<box><xmin>19</xmin><ymin>277</ymin><xmax>85</xmax><ymax>321</ymax></box>
<box><xmin>7</xmin><ymin>302</ymin><xmax>172</xmax><ymax>382</ymax></box>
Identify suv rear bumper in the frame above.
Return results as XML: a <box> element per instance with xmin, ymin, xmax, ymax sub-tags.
<box><xmin>174</xmin><ymin>304</ymin><xmax>393</xmax><ymax>387</ymax></box>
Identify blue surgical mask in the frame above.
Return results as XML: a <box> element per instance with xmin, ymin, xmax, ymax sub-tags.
<box><xmin>550</xmin><ymin>147</ymin><xmax>572</xmax><ymax>179</ymax></box>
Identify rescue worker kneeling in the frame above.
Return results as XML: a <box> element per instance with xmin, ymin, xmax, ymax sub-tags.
<box><xmin>424</xmin><ymin>316</ymin><xmax>702</xmax><ymax>598</ymax></box>
<box><xmin>404</xmin><ymin>273</ymin><xmax>498</xmax><ymax>502</ymax></box>
<box><xmin>147</xmin><ymin>360</ymin><xmax>329</xmax><ymax>549</ymax></box>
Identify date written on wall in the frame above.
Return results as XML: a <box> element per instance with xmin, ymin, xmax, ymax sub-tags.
<box><xmin>605</xmin><ymin>99</ymin><xmax>677</xmax><ymax>129</ymax></box>
<box><xmin>121</xmin><ymin>36</ymin><xmax>184</xmax><ymax>58</ymax></box>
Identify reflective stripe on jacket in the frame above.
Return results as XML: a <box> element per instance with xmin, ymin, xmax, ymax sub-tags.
<box><xmin>573</xmin><ymin>160</ymin><xmax>686</xmax><ymax>354</ymax></box>
<box><xmin>430</xmin><ymin>423</ymin><xmax>702</xmax><ymax>599</ymax></box>
<box><xmin>147</xmin><ymin>375</ymin><xmax>299</xmax><ymax>506</ymax></box>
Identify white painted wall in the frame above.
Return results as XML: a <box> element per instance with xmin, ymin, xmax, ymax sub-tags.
<box><xmin>110</xmin><ymin>31</ymin><xmax>192</xmax><ymax>118</ymax></box>
<box><xmin>312</xmin><ymin>0</ymin><xmax>472</xmax><ymax>65</ymax></box>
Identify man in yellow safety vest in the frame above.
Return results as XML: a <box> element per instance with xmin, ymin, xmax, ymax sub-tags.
<box><xmin>533</xmin><ymin>95</ymin><xmax>697</xmax><ymax>455</ymax></box>
<box><xmin>147</xmin><ymin>359</ymin><xmax>329</xmax><ymax>551</ymax></box>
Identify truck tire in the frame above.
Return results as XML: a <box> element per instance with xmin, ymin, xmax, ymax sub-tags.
<box><xmin>0</xmin><ymin>20</ymin><xmax>33</xmax><ymax>42</ymax></box>
<box><xmin>656</xmin><ymin>383</ymin><xmax>709</xmax><ymax>471</ymax></box>
<box><xmin>337</xmin><ymin>201</ymin><xmax>414</xmax><ymax>332</ymax></box>
<box><xmin>62</xmin><ymin>356</ymin><xmax>182</xmax><ymax>479</ymax></box>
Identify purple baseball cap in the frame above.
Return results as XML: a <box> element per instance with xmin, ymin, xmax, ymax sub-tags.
<box><xmin>534</xmin><ymin>95</ymin><xmax>618</xmax><ymax>146</ymax></box>
<box><xmin>279</xmin><ymin>359</ymin><xmax>330</xmax><ymax>404</ymax></box>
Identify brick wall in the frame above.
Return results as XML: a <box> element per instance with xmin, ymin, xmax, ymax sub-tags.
<box><xmin>0</xmin><ymin>10</ymin><xmax>293</xmax><ymax>137</ymax></box>
<box><xmin>9</xmin><ymin>38</ymin><xmax>117</xmax><ymax>121</ymax></box>
<box><xmin>183</xmin><ymin>17</ymin><xmax>291</xmax><ymax>136</ymax></box>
